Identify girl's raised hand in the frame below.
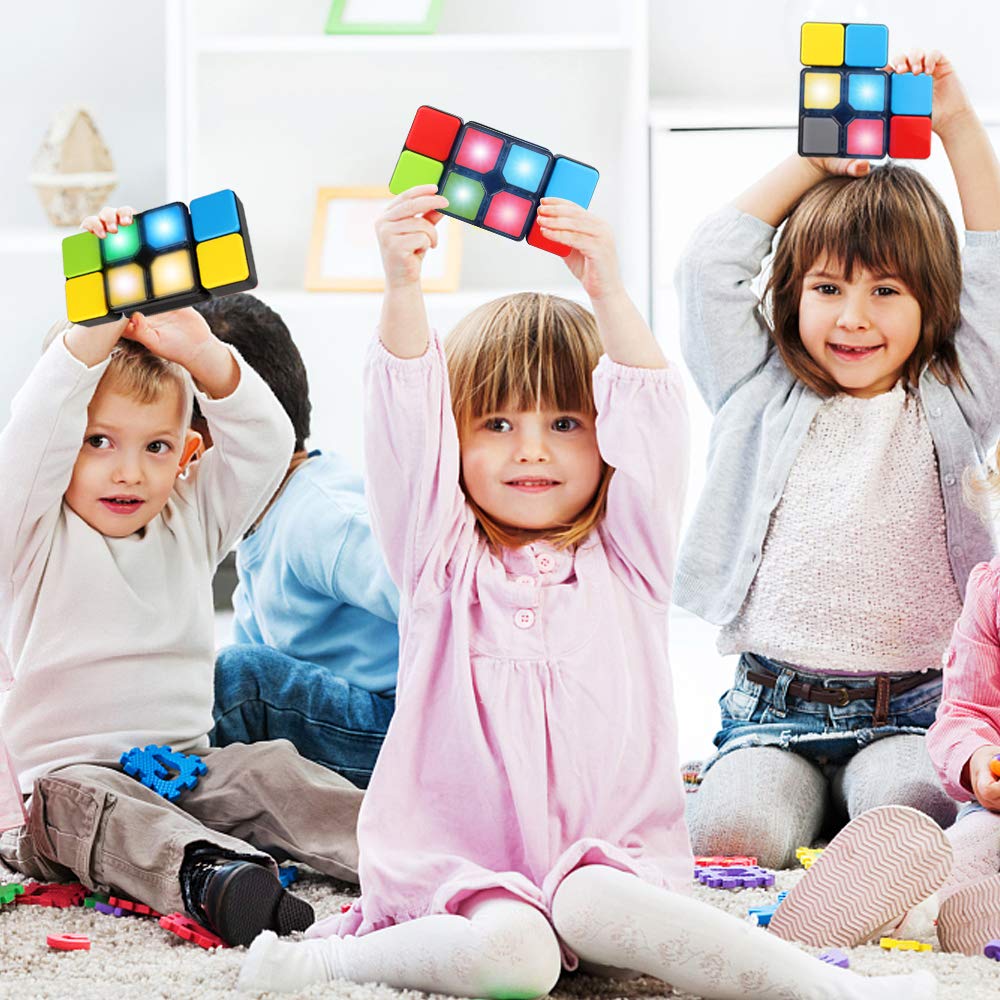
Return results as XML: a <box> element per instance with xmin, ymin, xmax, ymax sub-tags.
<box><xmin>535</xmin><ymin>199</ymin><xmax>623</xmax><ymax>301</ymax></box>
<box><xmin>375</xmin><ymin>185</ymin><xmax>449</xmax><ymax>289</ymax></box>
<box><xmin>80</xmin><ymin>205</ymin><xmax>135</xmax><ymax>238</ymax></box>
<box><xmin>891</xmin><ymin>50</ymin><xmax>972</xmax><ymax>137</ymax></box>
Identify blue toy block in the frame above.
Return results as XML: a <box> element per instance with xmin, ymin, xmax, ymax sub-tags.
<box><xmin>191</xmin><ymin>189</ymin><xmax>243</xmax><ymax>243</ymax></box>
<box><xmin>543</xmin><ymin>158</ymin><xmax>600</xmax><ymax>208</ymax></box>
<box><xmin>278</xmin><ymin>866</ymin><xmax>299</xmax><ymax>889</ymax></box>
<box><xmin>747</xmin><ymin>890</ymin><xmax>788</xmax><ymax>927</ymax></box>
<box><xmin>891</xmin><ymin>72</ymin><xmax>934</xmax><ymax>116</ymax></box>
<box><xmin>119</xmin><ymin>745</ymin><xmax>207</xmax><ymax>802</ymax></box>
<box><xmin>844</xmin><ymin>23</ymin><xmax>888</xmax><ymax>68</ymax></box>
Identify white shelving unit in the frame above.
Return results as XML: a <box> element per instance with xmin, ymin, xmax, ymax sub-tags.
<box><xmin>164</xmin><ymin>0</ymin><xmax>650</xmax><ymax>310</ymax></box>
<box><xmin>162</xmin><ymin>0</ymin><xmax>650</xmax><ymax>470</ymax></box>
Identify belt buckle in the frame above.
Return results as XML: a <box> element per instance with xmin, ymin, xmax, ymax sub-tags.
<box><xmin>832</xmin><ymin>687</ymin><xmax>851</xmax><ymax>707</ymax></box>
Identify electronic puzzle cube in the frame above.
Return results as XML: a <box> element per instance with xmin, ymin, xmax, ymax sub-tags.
<box><xmin>389</xmin><ymin>106</ymin><xmax>599</xmax><ymax>257</ymax></box>
<box><xmin>62</xmin><ymin>189</ymin><xmax>257</xmax><ymax>327</ymax></box>
<box><xmin>798</xmin><ymin>22</ymin><xmax>933</xmax><ymax>159</ymax></box>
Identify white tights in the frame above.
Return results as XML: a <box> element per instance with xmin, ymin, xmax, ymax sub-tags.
<box><xmin>239</xmin><ymin>866</ymin><xmax>936</xmax><ymax>999</ymax></box>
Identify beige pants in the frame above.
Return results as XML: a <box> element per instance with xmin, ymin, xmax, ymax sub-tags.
<box><xmin>0</xmin><ymin>739</ymin><xmax>362</xmax><ymax>914</ymax></box>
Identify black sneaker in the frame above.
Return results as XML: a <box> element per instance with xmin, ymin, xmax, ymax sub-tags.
<box><xmin>180</xmin><ymin>848</ymin><xmax>314</xmax><ymax>947</ymax></box>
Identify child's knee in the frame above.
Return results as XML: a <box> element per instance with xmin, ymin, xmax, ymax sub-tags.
<box><xmin>464</xmin><ymin>897</ymin><xmax>561</xmax><ymax>999</ymax></box>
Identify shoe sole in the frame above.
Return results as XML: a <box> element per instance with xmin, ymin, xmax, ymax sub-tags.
<box><xmin>208</xmin><ymin>864</ymin><xmax>315</xmax><ymax>948</ymax></box>
<box><xmin>937</xmin><ymin>871</ymin><xmax>1000</xmax><ymax>955</ymax></box>
<box><xmin>768</xmin><ymin>804</ymin><xmax>952</xmax><ymax>948</ymax></box>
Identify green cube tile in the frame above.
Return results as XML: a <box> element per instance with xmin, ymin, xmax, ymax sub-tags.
<box><xmin>389</xmin><ymin>150</ymin><xmax>444</xmax><ymax>195</ymax></box>
<box><xmin>62</xmin><ymin>232</ymin><xmax>102</xmax><ymax>278</ymax></box>
<box><xmin>441</xmin><ymin>172</ymin><xmax>485</xmax><ymax>220</ymax></box>
<box><xmin>101</xmin><ymin>223</ymin><xmax>141</xmax><ymax>264</ymax></box>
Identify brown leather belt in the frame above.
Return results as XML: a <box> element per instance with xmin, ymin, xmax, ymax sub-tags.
<box><xmin>745</xmin><ymin>667</ymin><xmax>940</xmax><ymax>727</ymax></box>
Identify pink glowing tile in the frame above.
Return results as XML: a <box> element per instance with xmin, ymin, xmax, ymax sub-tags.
<box><xmin>483</xmin><ymin>191</ymin><xmax>533</xmax><ymax>238</ymax></box>
<box><xmin>454</xmin><ymin>128</ymin><xmax>504</xmax><ymax>173</ymax></box>
<box><xmin>846</xmin><ymin>117</ymin><xmax>885</xmax><ymax>156</ymax></box>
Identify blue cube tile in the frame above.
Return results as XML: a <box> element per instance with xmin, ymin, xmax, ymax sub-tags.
<box><xmin>191</xmin><ymin>189</ymin><xmax>241</xmax><ymax>242</ymax></box>
<box><xmin>847</xmin><ymin>73</ymin><xmax>886</xmax><ymax>112</ymax></box>
<box><xmin>844</xmin><ymin>23</ymin><xmax>888</xmax><ymax>68</ymax></box>
<box><xmin>542</xmin><ymin>158</ymin><xmax>599</xmax><ymax>208</ymax></box>
<box><xmin>891</xmin><ymin>72</ymin><xmax>933</xmax><ymax>116</ymax></box>
<box><xmin>502</xmin><ymin>145</ymin><xmax>549</xmax><ymax>194</ymax></box>
<box><xmin>141</xmin><ymin>204</ymin><xmax>189</xmax><ymax>251</ymax></box>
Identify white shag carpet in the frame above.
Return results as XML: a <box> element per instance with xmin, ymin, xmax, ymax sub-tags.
<box><xmin>2</xmin><ymin>869</ymin><xmax>1000</xmax><ymax>1000</ymax></box>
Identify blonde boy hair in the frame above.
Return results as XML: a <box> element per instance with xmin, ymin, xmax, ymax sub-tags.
<box><xmin>43</xmin><ymin>319</ymin><xmax>194</xmax><ymax>418</ymax></box>
<box><xmin>103</xmin><ymin>339</ymin><xmax>194</xmax><ymax>420</ymax></box>
<box><xmin>444</xmin><ymin>292</ymin><xmax>612</xmax><ymax>551</ymax></box>
<box><xmin>763</xmin><ymin>163</ymin><xmax>964</xmax><ymax>397</ymax></box>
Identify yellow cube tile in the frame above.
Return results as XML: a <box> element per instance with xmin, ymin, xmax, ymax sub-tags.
<box><xmin>66</xmin><ymin>272</ymin><xmax>109</xmax><ymax>323</ymax></box>
<box><xmin>151</xmin><ymin>249</ymin><xmax>196</xmax><ymax>298</ymax></box>
<box><xmin>107</xmin><ymin>263</ymin><xmax>147</xmax><ymax>309</ymax></box>
<box><xmin>801</xmin><ymin>22</ymin><xmax>845</xmax><ymax>67</ymax></box>
<box><xmin>803</xmin><ymin>72</ymin><xmax>842</xmax><ymax>110</ymax></box>
<box><xmin>196</xmin><ymin>234</ymin><xmax>249</xmax><ymax>289</ymax></box>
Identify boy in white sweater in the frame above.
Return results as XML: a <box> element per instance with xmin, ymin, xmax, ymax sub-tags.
<box><xmin>0</xmin><ymin>206</ymin><xmax>362</xmax><ymax>947</ymax></box>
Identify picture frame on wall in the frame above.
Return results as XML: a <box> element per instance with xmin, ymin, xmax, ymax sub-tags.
<box><xmin>325</xmin><ymin>0</ymin><xmax>443</xmax><ymax>35</ymax></box>
<box><xmin>305</xmin><ymin>186</ymin><xmax>462</xmax><ymax>292</ymax></box>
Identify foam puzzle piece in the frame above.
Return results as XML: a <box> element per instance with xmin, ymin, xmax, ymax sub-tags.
<box><xmin>15</xmin><ymin>882</ymin><xmax>88</xmax><ymax>908</ymax></box>
<box><xmin>818</xmin><ymin>947</ymin><xmax>850</xmax><ymax>968</ymax></box>
<box><xmin>747</xmin><ymin>890</ymin><xmax>789</xmax><ymax>927</ymax></box>
<box><xmin>389</xmin><ymin>105</ymin><xmax>599</xmax><ymax>258</ymax></box>
<box><xmin>119</xmin><ymin>744</ymin><xmax>207</xmax><ymax>802</ymax></box>
<box><xmin>0</xmin><ymin>883</ymin><xmax>25</xmax><ymax>906</ymax></box>
<box><xmin>798</xmin><ymin>22</ymin><xmax>932</xmax><ymax>159</ymax></box>
<box><xmin>694</xmin><ymin>855</ymin><xmax>759</xmax><ymax>868</ymax></box>
<box><xmin>795</xmin><ymin>846</ymin><xmax>825</xmax><ymax>870</ymax></box>
<box><xmin>695</xmin><ymin>865</ymin><xmax>775</xmax><ymax>889</ymax></box>
<box><xmin>108</xmin><ymin>895</ymin><xmax>162</xmax><ymax>918</ymax></box>
<box><xmin>62</xmin><ymin>189</ymin><xmax>257</xmax><ymax>327</ymax></box>
<box><xmin>278</xmin><ymin>866</ymin><xmax>299</xmax><ymax>888</ymax></box>
<box><xmin>879</xmin><ymin>937</ymin><xmax>932</xmax><ymax>952</ymax></box>
<box><xmin>159</xmin><ymin>912</ymin><xmax>228</xmax><ymax>950</ymax></box>
<box><xmin>47</xmin><ymin>933</ymin><xmax>91</xmax><ymax>951</ymax></box>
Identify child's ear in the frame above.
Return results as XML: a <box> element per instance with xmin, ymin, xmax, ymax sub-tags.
<box><xmin>177</xmin><ymin>430</ymin><xmax>203</xmax><ymax>475</ymax></box>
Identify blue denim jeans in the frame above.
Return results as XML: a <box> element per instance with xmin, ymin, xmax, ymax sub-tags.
<box><xmin>707</xmin><ymin>652</ymin><xmax>943</xmax><ymax>774</ymax></box>
<box><xmin>211</xmin><ymin>644</ymin><xmax>395</xmax><ymax>789</ymax></box>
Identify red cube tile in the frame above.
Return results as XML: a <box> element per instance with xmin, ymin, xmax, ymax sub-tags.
<box><xmin>888</xmin><ymin>115</ymin><xmax>931</xmax><ymax>159</ymax></box>
<box><xmin>483</xmin><ymin>192</ymin><xmax>533</xmax><ymax>238</ymax></box>
<box><xmin>845</xmin><ymin>118</ymin><xmax>885</xmax><ymax>157</ymax></box>
<box><xmin>405</xmin><ymin>106</ymin><xmax>462</xmax><ymax>161</ymax></box>
<box><xmin>526</xmin><ymin>218</ymin><xmax>571</xmax><ymax>258</ymax></box>
<box><xmin>454</xmin><ymin>128</ymin><xmax>504</xmax><ymax>173</ymax></box>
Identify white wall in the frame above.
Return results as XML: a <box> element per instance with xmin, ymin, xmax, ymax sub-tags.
<box><xmin>0</xmin><ymin>1</ymin><xmax>166</xmax><ymax>228</ymax></box>
<box><xmin>651</xmin><ymin>0</ymin><xmax>1000</xmax><ymax>109</ymax></box>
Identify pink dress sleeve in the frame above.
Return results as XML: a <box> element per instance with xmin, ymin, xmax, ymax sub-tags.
<box><xmin>363</xmin><ymin>332</ymin><xmax>472</xmax><ymax>598</ymax></box>
<box><xmin>926</xmin><ymin>560</ymin><xmax>1000</xmax><ymax>801</ymax></box>
<box><xmin>592</xmin><ymin>357</ymin><xmax>690</xmax><ymax>606</ymax></box>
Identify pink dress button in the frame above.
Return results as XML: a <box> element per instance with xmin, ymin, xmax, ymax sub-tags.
<box><xmin>536</xmin><ymin>553</ymin><xmax>555</xmax><ymax>573</ymax></box>
<box><xmin>514</xmin><ymin>575</ymin><xmax>536</xmax><ymax>587</ymax></box>
<box><xmin>514</xmin><ymin>609</ymin><xmax>535</xmax><ymax>629</ymax></box>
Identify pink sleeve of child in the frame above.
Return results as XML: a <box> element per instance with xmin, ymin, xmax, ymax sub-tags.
<box><xmin>926</xmin><ymin>560</ymin><xmax>1000</xmax><ymax>801</ymax></box>
<box><xmin>363</xmin><ymin>332</ymin><xmax>471</xmax><ymax>596</ymax></box>
<box><xmin>592</xmin><ymin>357</ymin><xmax>690</xmax><ymax>607</ymax></box>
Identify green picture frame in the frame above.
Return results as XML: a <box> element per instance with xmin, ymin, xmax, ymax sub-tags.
<box><xmin>325</xmin><ymin>0</ymin><xmax>442</xmax><ymax>35</ymax></box>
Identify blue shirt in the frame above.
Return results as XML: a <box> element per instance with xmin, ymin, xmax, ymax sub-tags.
<box><xmin>232</xmin><ymin>451</ymin><xmax>400</xmax><ymax>694</ymax></box>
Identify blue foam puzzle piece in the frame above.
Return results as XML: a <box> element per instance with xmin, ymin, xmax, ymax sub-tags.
<box><xmin>844</xmin><ymin>23</ymin><xmax>888</xmax><ymax>68</ymax></box>
<box><xmin>891</xmin><ymin>72</ymin><xmax>933</xmax><ymax>116</ymax></box>
<box><xmin>120</xmin><ymin>744</ymin><xmax>207</xmax><ymax>801</ymax></box>
<box><xmin>278</xmin><ymin>865</ymin><xmax>299</xmax><ymax>888</ymax></box>
<box><xmin>191</xmin><ymin>189</ymin><xmax>241</xmax><ymax>242</ymax></box>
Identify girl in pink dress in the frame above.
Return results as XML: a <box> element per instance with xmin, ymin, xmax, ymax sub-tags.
<box><xmin>240</xmin><ymin>190</ymin><xmax>934</xmax><ymax>999</ymax></box>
